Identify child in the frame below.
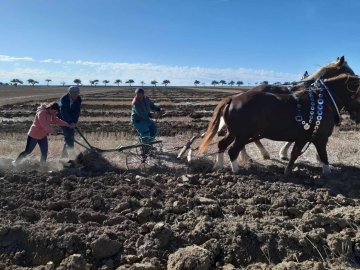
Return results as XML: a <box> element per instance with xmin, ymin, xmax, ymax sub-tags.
<box><xmin>12</xmin><ymin>102</ymin><xmax>75</xmax><ymax>166</ymax></box>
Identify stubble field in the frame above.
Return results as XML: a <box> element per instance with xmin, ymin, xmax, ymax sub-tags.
<box><xmin>0</xmin><ymin>85</ymin><xmax>359</xmax><ymax>270</ymax></box>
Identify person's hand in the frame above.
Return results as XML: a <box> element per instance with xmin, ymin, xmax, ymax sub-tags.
<box><xmin>69</xmin><ymin>123</ymin><xmax>77</xmax><ymax>128</ymax></box>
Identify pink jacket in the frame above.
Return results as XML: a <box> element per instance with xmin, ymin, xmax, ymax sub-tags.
<box><xmin>28</xmin><ymin>106</ymin><xmax>71</xmax><ymax>140</ymax></box>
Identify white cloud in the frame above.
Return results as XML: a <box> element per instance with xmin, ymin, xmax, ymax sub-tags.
<box><xmin>0</xmin><ymin>55</ymin><xmax>33</xmax><ymax>62</ymax></box>
<box><xmin>0</xmin><ymin>55</ymin><xmax>301</xmax><ymax>85</ymax></box>
<box><xmin>40</xmin><ymin>59</ymin><xmax>62</xmax><ymax>64</ymax></box>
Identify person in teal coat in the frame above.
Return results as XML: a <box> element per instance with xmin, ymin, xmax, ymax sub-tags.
<box><xmin>131</xmin><ymin>88</ymin><xmax>161</xmax><ymax>144</ymax></box>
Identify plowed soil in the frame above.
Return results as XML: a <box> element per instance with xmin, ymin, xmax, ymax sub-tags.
<box><xmin>0</xmin><ymin>86</ymin><xmax>359</xmax><ymax>270</ymax></box>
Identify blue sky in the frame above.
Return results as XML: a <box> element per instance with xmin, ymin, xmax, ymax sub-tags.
<box><xmin>1</xmin><ymin>0</ymin><xmax>359</xmax><ymax>86</ymax></box>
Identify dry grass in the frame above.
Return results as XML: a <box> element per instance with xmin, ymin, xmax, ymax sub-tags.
<box><xmin>1</xmin><ymin>127</ymin><xmax>359</xmax><ymax>170</ymax></box>
<box><xmin>0</xmin><ymin>131</ymin><xmax>190</xmax><ymax>169</ymax></box>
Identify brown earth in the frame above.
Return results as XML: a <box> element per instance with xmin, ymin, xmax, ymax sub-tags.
<box><xmin>0</xmin><ymin>86</ymin><xmax>359</xmax><ymax>269</ymax></box>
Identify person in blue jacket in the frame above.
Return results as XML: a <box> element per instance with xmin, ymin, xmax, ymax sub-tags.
<box><xmin>58</xmin><ymin>86</ymin><xmax>82</xmax><ymax>158</ymax></box>
<box><xmin>131</xmin><ymin>88</ymin><xmax>161</xmax><ymax>144</ymax></box>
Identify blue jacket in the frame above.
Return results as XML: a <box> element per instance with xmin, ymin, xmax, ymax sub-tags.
<box><xmin>131</xmin><ymin>96</ymin><xmax>160</xmax><ymax>123</ymax></box>
<box><xmin>58</xmin><ymin>93</ymin><xmax>82</xmax><ymax>124</ymax></box>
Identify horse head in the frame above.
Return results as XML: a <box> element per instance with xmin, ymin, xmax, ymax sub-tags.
<box><xmin>304</xmin><ymin>56</ymin><xmax>355</xmax><ymax>83</ymax></box>
<box><xmin>324</xmin><ymin>74</ymin><xmax>360</xmax><ymax>123</ymax></box>
<box><xmin>347</xmin><ymin>77</ymin><xmax>360</xmax><ymax>123</ymax></box>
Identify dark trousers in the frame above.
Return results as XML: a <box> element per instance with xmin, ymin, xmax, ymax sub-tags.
<box><xmin>15</xmin><ymin>135</ymin><xmax>48</xmax><ymax>163</ymax></box>
<box><xmin>61</xmin><ymin>127</ymin><xmax>75</xmax><ymax>157</ymax></box>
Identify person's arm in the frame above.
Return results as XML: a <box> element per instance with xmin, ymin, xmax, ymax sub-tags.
<box><xmin>72</xmin><ymin>97</ymin><xmax>82</xmax><ymax>123</ymax></box>
<box><xmin>148</xmin><ymin>98</ymin><xmax>161</xmax><ymax>112</ymax></box>
<box><xmin>59</xmin><ymin>95</ymin><xmax>74</xmax><ymax>123</ymax></box>
<box><xmin>52</xmin><ymin>115</ymin><xmax>72</xmax><ymax>127</ymax></box>
<box><xmin>38</xmin><ymin>111</ymin><xmax>55</xmax><ymax>134</ymax></box>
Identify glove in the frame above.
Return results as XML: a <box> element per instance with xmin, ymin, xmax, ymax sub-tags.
<box><xmin>148</xmin><ymin>113</ymin><xmax>153</xmax><ymax>118</ymax></box>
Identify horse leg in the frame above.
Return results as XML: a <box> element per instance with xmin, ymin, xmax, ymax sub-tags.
<box><xmin>284</xmin><ymin>141</ymin><xmax>306</xmax><ymax>176</ymax></box>
<box><xmin>228</xmin><ymin>137</ymin><xmax>247</xmax><ymax>174</ymax></box>
<box><xmin>313</xmin><ymin>139</ymin><xmax>331</xmax><ymax>176</ymax></box>
<box><xmin>254</xmin><ymin>140</ymin><xmax>270</xmax><ymax>160</ymax></box>
<box><xmin>239</xmin><ymin>146</ymin><xmax>252</xmax><ymax>163</ymax></box>
<box><xmin>213</xmin><ymin>133</ymin><xmax>235</xmax><ymax>170</ymax></box>
<box><xmin>279</xmin><ymin>142</ymin><xmax>293</xmax><ymax>160</ymax></box>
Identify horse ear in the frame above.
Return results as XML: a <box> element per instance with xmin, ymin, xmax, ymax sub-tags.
<box><xmin>338</xmin><ymin>56</ymin><xmax>345</xmax><ymax>65</ymax></box>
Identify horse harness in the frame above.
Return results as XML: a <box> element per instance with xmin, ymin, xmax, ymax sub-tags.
<box><xmin>293</xmin><ymin>79</ymin><xmax>341</xmax><ymax>155</ymax></box>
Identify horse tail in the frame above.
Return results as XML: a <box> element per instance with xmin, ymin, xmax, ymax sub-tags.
<box><xmin>199</xmin><ymin>97</ymin><xmax>231</xmax><ymax>154</ymax></box>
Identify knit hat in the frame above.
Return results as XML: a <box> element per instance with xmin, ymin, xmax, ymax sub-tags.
<box><xmin>68</xmin><ymin>86</ymin><xmax>80</xmax><ymax>94</ymax></box>
<box><xmin>135</xmin><ymin>88</ymin><xmax>144</xmax><ymax>94</ymax></box>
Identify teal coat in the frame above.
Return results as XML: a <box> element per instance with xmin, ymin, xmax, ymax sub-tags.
<box><xmin>131</xmin><ymin>96</ymin><xmax>160</xmax><ymax>123</ymax></box>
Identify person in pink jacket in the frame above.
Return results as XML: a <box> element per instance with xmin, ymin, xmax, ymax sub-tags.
<box><xmin>12</xmin><ymin>102</ymin><xmax>75</xmax><ymax>166</ymax></box>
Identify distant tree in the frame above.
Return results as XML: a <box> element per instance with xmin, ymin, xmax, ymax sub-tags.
<box><xmin>228</xmin><ymin>80</ymin><xmax>235</xmax><ymax>87</ymax></box>
<box><xmin>10</xmin><ymin>79</ymin><xmax>23</xmax><ymax>87</ymax></box>
<box><xmin>211</xmin><ymin>80</ymin><xmax>219</xmax><ymax>87</ymax></box>
<box><xmin>194</xmin><ymin>80</ymin><xmax>200</xmax><ymax>87</ymax></box>
<box><xmin>103</xmin><ymin>80</ymin><xmax>110</xmax><ymax>86</ymax></box>
<box><xmin>60</xmin><ymin>81</ymin><xmax>66</xmax><ymax>86</ymax></box>
<box><xmin>89</xmin><ymin>80</ymin><xmax>98</xmax><ymax>86</ymax></box>
<box><xmin>236</xmin><ymin>81</ymin><xmax>244</xmax><ymax>87</ymax></box>
<box><xmin>140</xmin><ymin>81</ymin><xmax>145</xmax><ymax>87</ymax></box>
<box><xmin>74</xmin><ymin>79</ymin><xmax>82</xmax><ymax>85</ymax></box>
<box><xmin>126</xmin><ymin>79</ymin><xmax>134</xmax><ymax>87</ymax></box>
<box><xmin>114</xmin><ymin>79</ymin><xmax>122</xmax><ymax>86</ymax></box>
<box><xmin>45</xmin><ymin>79</ymin><xmax>52</xmax><ymax>86</ymax></box>
<box><xmin>151</xmin><ymin>80</ymin><xmax>158</xmax><ymax>87</ymax></box>
<box><xmin>260</xmin><ymin>81</ymin><xmax>269</xmax><ymax>85</ymax></box>
<box><xmin>0</xmin><ymin>82</ymin><xmax>3</xmax><ymax>86</ymax></box>
<box><xmin>283</xmin><ymin>81</ymin><xmax>291</xmax><ymax>85</ymax></box>
<box><xmin>27</xmin><ymin>79</ymin><xmax>39</xmax><ymax>87</ymax></box>
<box><xmin>219</xmin><ymin>80</ymin><xmax>226</xmax><ymax>86</ymax></box>
<box><xmin>162</xmin><ymin>80</ymin><xmax>170</xmax><ymax>86</ymax></box>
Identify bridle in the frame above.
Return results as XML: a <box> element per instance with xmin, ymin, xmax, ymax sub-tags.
<box><xmin>319</xmin><ymin>79</ymin><xmax>341</xmax><ymax>121</ymax></box>
<box><xmin>344</xmin><ymin>75</ymin><xmax>360</xmax><ymax>95</ymax></box>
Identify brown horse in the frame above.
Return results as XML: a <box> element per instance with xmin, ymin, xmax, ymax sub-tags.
<box><xmin>199</xmin><ymin>74</ymin><xmax>360</xmax><ymax>176</ymax></box>
<box><xmin>236</xmin><ymin>56</ymin><xmax>355</xmax><ymax>162</ymax></box>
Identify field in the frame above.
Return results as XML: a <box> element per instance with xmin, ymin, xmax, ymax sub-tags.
<box><xmin>0</xmin><ymin>85</ymin><xmax>360</xmax><ymax>269</ymax></box>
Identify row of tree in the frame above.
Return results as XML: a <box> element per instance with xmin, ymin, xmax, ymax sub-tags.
<box><xmin>0</xmin><ymin>79</ymin><xmax>173</xmax><ymax>87</ymax></box>
<box><xmin>209</xmin><ymin>80</ymin><xmax>244</xmax><ymax>87</ymax></box>
<box><xmin>1</xmin><ymin>79</ymin><xmax>279</xmax><ymax>87</ymax></box>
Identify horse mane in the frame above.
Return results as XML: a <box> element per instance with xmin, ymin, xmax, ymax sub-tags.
<box><xmin>305</xmin><ymin>60</ymin><xmax>340</xmax><ymax>81</ymax></box>
<box><xmin>304</xmin><ymin>57</ymin><xmax>353</xmax><ymax>82</ymax></box>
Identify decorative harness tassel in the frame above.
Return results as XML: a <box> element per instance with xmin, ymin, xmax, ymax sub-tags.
<box><xmin>294</xmin><ymin>79</ymin><xmax>325</xmax><ymax>154</ymax></box>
